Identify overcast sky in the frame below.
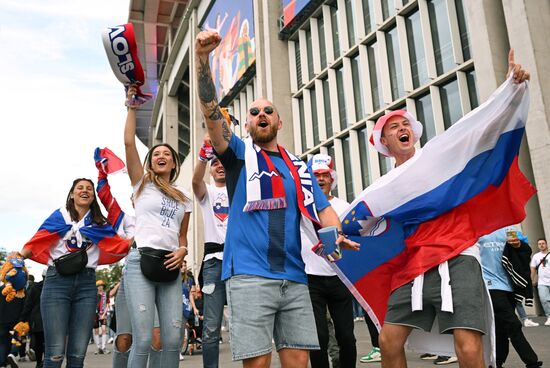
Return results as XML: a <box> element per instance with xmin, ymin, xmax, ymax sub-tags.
<box><xmin>0</xmin><ymin>0</ymin><xmax>150</xmax><ymax>276</ymax></box>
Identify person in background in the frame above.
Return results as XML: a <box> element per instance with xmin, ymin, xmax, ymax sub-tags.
<box><xmin>192</xmin><ymin>133</ymin><xmax>229</xmax><ymax>368</ymax></box>
<box><xmin>301</xmin><ymin>153</ymin><xmax>357</xmax><ymax>368</ymax></box>
<box><xmin>479</xmin><ymin>226</ymin><xmax>541</xmax><ymax>368</ymax></box>
<box><xmin>531</xmin><ymin>238</ymin><xmax>550</xmax><ymax>326</ymax></box>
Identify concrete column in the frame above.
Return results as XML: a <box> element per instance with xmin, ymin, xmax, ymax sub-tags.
<box><xmin>254</xmin><ymin>0</ymin><xmax>294</xmax><ymax>149</ymax></box>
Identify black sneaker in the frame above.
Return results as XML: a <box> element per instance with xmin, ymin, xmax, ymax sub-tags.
<box><xmin>434</xmin><ymin>356</ymin><xmax>458</xmax><ymax>365</ymax></box>
<box><xmin>98</xmin><ymin>349</ymin><xmax>104</xmax><ymax>355</ymax></box>
<box><xmin>421</xmin><ymin>353</ymin><xmax>439</xmax><ymax>360</ymax></box>
<box><xmin>6</xmin><ymin>354</ymin><xmax>19</xmax><ymax>368</ymax></box>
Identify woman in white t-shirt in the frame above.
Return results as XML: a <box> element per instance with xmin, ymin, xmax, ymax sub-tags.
<box><xmin>18</xmin><ymin>178</ymin><xmax>129</xmax><ymax>368</ymax></box>
<box><xmin>123</xmin><ymin>86</ymin><xmax>191</xmax><ymax>368</ymax></box>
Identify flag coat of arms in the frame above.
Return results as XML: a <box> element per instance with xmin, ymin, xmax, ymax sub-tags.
<box><xmin>332</xmin><ymin>76</ymin><xmax>535</xmax><ymax>337</ymax></box>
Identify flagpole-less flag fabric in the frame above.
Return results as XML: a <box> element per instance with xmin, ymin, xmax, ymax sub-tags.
<box><xmin>331</xmin><ymin>76</ymin><xmax>535</xmax><ymax>333</ymax></box>
<box><xmin>102</xmin><ymin>23</ymin><xmax>153</xmax><ymax>107</ymax></box>
<box><xmin>23</xmin><ymin>208</ymin><xmax>129</xmax><ymax>266</ymax></box>
<box><xmin>94</xmin><ymin>147</ymin><xmax>126</xmax><ymax>231</ymax></box>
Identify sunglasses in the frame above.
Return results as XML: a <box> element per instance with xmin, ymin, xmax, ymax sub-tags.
<box><xmin>249</xmin><ymin>106</ymin><xmax>274</xmax><ymax>116</ymax></box>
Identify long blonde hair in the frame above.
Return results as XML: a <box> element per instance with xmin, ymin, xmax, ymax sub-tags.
<box><xmin>135</xmin><ymin>143</ymin><xmax>189</xmax><ymax>203</ymax></box>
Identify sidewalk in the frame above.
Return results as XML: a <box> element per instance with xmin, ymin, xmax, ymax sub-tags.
<box><xmin>13</xmin><ymin>317</ymin><xmax>550</xmax><ymax>367</ymax></box>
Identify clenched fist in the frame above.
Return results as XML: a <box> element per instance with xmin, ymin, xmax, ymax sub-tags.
<box><xmin>195</xmin><ymin>30</ymin><xmax>222</xmax><ymax>56</ymax></box>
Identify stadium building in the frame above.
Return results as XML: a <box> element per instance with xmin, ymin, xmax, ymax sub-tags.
<box><xmin>127</xmin><ymin>0</ymin><xmax>550</xmax><ymax>303</ymax></box>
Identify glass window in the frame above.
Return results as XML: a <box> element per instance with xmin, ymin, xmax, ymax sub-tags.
<box><xmin>327</xmin><ymin>145</ymin><xmax>335</xmax><ymax>165</ymax></box>
<box><xmin>351</xmin><ymin>54</ymin><xmax>365</xmax><ymax>122</ymax></box>
<box><xmin>378</xmin><ymin>153</ymin><xmax>392</xmax><ymax>176</ymax></box>
<box><xmin>367</xmin><ymin>42</ymin><xmax>383</xmax><ymax>111</ymax></box>
<box><xmin>428</xmin><ymin>0</ymin><xmax>454</xmax><ymax>75</ymax></box>
<box><xmin>306</xmin><ymin>28</ymin><xmax>314</xmax><ymax>81</ymax></box>
<box><xmin>406</xmin><ymin>10</ymin><xmax>429</xmax><ymax>88</ymax></box>
<box><xmin>310</xmin><ymin>88</ymin><xmax>320</xmax><ymax>145</ymax></box>
<box><xmin>466</xmin><ymin>69</ymin><xmax>479</xmax><ymax>109</ymax></box>
<box><xmin>362</xmin><ymin>0</ymin><xmax>375</xmax><ymax>35</ymax></box>
<box><xmin>455</xmin><ymin>0</ymin><xmax>471</xmax><ymax>60</ymax></box>
<box><xmin>330</xmin><ymin>5</ymin><xmax>341</xmax><ymax>58</ymax></box>
<box><xmin>298</xmin><ymin>97</ymin><xmax>307</xmax><ymax>151</ymax></box>
<box><xmin>416</xmin><ymin>93</ymin><xmax>436</xmax><ymax>146</ymax></box>
<box><xmin>357</xmin><ymin>127</ymin><xmax>371</xmax><ymax>188</ymax></box>
<box><xmin>342</xmin><ymin>136</ymin><xmax>355</xmax><ymax>202</ymax></box>
<box><xmin>382</xmin><ymin>0</ymin><xmax>396</xmax><ymax>20</ymax></box>
<box><xmin>386</xmin><ymin>26</ymin><xmax>405</xmax><ymax>100</ymax></box>
<box><xmin>345</xmin><ymin>0</ymin><xmax>357</xmax><ymax>47</ymax></box>
<box><xmin>336</xmin><ymin>67</ymin><xmax>347</xmax><ymax>127</ymax></box>
<box><xmin>295</xmin><ymin>42</ymin><xmax>303</xmax><ymax>89</ymax></box>
<box><xmin>318</xmin><ymin>16</ymin><xmax>327</xmax><ymax>70</ymax></box>
<box><xmin>440</xmin><ymin>79</ymin><xmax>462</xmax><ymax>129</ymax></box>
<box><xmin>323</xmin><ymin>78</ymin><xmax>333</xmax><ymax>137</ymax></box>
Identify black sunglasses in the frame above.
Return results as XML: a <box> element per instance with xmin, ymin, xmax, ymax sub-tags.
<box><xmin>249</xmin><ymin>106</ymin><xmax>274</xmax><ymax>116</ymax></box>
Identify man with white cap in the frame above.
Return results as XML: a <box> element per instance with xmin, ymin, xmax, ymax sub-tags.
<box><xmin>302</xmin><ymin>153</ymin><xmax>356</xmax><ymax>368</ymax></box>
<box><xmin>372</xmin><ymin>52</ymin><xmax>530</xmax><ymax>368</ymax></box>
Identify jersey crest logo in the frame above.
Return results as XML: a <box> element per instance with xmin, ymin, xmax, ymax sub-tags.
<box><xmin>248</xmin><ymin>170</ymin><xmax>279</xmax><ymax>181</ymax></box>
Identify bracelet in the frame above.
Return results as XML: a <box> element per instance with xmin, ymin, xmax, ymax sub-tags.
<box><xmin>337</xmin><ymin>230</ymin><xmax>347</xmax><ymax>238</ymax></box>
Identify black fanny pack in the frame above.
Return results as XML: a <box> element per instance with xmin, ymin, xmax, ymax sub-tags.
<box><xmin>139</xmin><ymin>246</ymin><xmax>180</xmax><ymax>283</ymax></box>
<box><xmin>53</xmin><ymin>249</ymin><xmax>88</xmax><ymax>276</ymax></box>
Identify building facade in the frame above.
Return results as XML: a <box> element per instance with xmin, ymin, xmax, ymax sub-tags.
<box><xmin>128</xmin><ymin>0</ymin><xmax>550</xmax><ymax>287</ymax></box>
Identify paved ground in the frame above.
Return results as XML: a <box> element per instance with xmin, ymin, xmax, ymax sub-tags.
<box><xmin>12</xmin><ymin>316</ymin><xmax>550</xmax><ymax>367</ymax></box>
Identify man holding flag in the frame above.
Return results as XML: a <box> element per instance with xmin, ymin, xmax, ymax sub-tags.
<box><xmin>332</xmin><ymin>50</ymin><xmax>532</xmax><ymax>368</ymax></box>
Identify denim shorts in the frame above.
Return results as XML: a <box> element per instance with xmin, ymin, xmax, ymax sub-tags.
<box><xmin>226</xmin><ymin>275</ymin><xmax>319</xmax><ymax>360</ymax></box>
<box><xmin>385</xmin><ymin>255</ymin><xmax>488</xmax><ymax>334</ymax></box>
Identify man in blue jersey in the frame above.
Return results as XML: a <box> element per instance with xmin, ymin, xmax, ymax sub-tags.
<box><xmin>195</xmin><ymin>30</ymin><xmax>359</xmax><ymax>368</ymax></box>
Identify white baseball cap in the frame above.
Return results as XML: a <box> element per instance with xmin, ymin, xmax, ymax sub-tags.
<box><xmin>308</xmin><ymin>153</ymin><xmax>338</xmax><ymax>190</ymax></box>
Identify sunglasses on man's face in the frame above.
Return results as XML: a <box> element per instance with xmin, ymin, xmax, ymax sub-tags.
<box><xmin>249</xmin><ymin>106</ymin><xmax>274</xmax><ymax>116</ymax></box>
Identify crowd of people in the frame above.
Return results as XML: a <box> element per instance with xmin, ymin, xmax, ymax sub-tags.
<box><xmin>0</xmin><ymin>29</ymin><xmax>547</xmax><ymax>368</ymax></box>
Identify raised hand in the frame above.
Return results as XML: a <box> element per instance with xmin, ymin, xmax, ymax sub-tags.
<box><xmin>507</xmin><ymin>49</ymin><xmax>530</xmax><ymax>84</ymax></box>
<box><xmin>195</xmin><ymin>30</ymin><xmax>222</xmax><ymax>57</ymax></box>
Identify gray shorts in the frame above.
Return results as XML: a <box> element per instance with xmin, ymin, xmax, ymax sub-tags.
<box><xmin>226</xmin><ymin>275</ymin><xmax>319</xmax><ymax>360</ymax></box>
<box><xmin>385</xmin><ymin>255</ymin><xmax>488</xmax><ymax>334</ymax></box>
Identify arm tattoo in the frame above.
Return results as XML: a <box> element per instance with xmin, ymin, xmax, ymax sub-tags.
<box><xmin>208</xmin><ymin>106</ymin><xmax>223</xmax><ymax>121</ymax></box>
<box><xmin>221</xmin><ymin>121</ymin><xmax>232</xmax><ymax>142</ymax></box>
<box><xmin>198</xmin><ymin>59</ymin><xmax>217</xmax><ymax>104</ymax></box>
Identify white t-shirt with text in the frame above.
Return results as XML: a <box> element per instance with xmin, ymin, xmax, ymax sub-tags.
<box><xmin>133</xmin><ymin>181</ymin><xmax>192</xmax><ymax>252</ymax></box>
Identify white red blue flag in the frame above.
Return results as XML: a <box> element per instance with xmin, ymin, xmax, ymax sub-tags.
<box><xmin>23</xmin><ymin>209</ymin><xmax>129</xmax><ymax>266</ymax></box>
<box><xmin>332</xmin><ymin>77</ymin><xmax>535</xmax><ymax>329</ymax></box>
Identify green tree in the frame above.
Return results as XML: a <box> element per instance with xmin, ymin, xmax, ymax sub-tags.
<box><xmin>95</xmin><ymin>262</ymin><xmax>124</xmax><ymax>289</ymax></box>
<box><xmin>0</xmin><ymin>247</ymin><xmax>8</xmax><ymax>264</ymax></box>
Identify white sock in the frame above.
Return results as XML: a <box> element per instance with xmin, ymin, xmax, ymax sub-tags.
<box><xmin>101</xmin><ymin>334</ymin><xmax>107</xmax><ymax>350</ymax></box>
<box><xmin>93</xmin><ymin>333</ymin><xmax>100</xmax><ymax>349</ymax></box>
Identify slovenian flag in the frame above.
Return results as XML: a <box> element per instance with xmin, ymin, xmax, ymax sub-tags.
<box><xmin>23</xmin><ymin>208</ymin><xmax>129</xmax><ymax>265</ymax></box>
<box><xmin>332</xmin><ymin>76</ymin><xmax>535</xmax><ymax>330</ymax></box>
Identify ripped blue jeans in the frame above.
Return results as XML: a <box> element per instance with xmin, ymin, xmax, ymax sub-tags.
<box><xmin>41</xmin><ymin>266</ymin><xmax>96</xmax><ymax>368</ymax></box>
<box><xmin>124</xmin><ymin>249</ymin><xmax>182</xmax><ymax>368</ymax></box>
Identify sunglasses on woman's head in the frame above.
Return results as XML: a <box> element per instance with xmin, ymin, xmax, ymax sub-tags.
<box><xmin>249</xmin><ymin>106</ymin><xmax>274</xmax><ymax>116</ymax></box>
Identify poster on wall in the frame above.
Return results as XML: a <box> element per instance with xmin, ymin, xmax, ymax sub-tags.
<box><xmin>282</xmin><ymin>0</ymin><xmax>312</xmax><ymax>27</ymax></box>
<box><xmin>202</xmin><ymin>0</ymin><xmax>255</xmax><ymax>101</ymax></box>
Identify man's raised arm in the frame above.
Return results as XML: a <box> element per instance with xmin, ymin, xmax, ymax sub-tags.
<box><xmin>195</xmin><ymin>30</ymin><xmax>232</xmax><ymax>155</ymax></box>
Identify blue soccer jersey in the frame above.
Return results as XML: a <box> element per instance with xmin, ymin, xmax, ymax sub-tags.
<box><xmin>218</xmin><ymin>134</ymin><xmax>330</xmax><ymax>284</ymax></box>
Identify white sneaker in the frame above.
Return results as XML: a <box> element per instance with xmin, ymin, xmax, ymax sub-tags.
<box><xmin>179</xmin><ymin>353</ymin><xmax>185</xmax><ymax>361</ymax></box>
<box><xmin>108</xmin><ymin>337</ymin><xmax>114</xmax><ymax>344</ymax></box>
<box><xmin>524</xmin><ymin>318</ymin><xmax>540</xmax><ymax>327</ymax></box>
<box><xmin>545</xmin><ymin>317</ymin><xmax>550</xmax><ymax>326</ymax></box>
